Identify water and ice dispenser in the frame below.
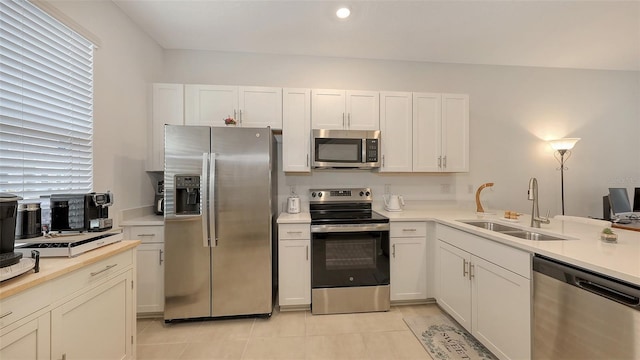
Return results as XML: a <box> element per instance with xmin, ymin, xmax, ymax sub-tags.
<box><xmin>175</xmin><ymin>175</ymin><xmax>201</xmax><ymax>215</ymax></box>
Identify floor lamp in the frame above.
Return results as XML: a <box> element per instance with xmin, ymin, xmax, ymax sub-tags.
<box><xmin>549</xmin><ymin>138</ymin><xmax>580</xmax><ymax>215</ymax></box>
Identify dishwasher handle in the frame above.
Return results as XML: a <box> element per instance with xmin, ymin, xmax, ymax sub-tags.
<box><xmin>534</xmin><ymin>255</ymin><xmax>640</xmax><ymax>310</ymax></box>
<box><xmin>576</xmin><ymin>278</ymin><xmax>640</xmax><ymax>308</ymax></box>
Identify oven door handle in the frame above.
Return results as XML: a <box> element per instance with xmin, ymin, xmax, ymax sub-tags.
<box><xmin>311</xmin><ymin>223</ymin><xmax>390</xmax><ymax>233</ymax></box>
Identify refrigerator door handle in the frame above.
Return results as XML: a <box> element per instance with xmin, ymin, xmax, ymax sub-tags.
<box><xmin>201</xmin><ymin>153</ymin><xmax>210</xmax><ymax>247</ymax></box>
<box><xmin>209</xmin><ymin>153</ymin><xmax>217</xmax><ymax>247</ymax></box>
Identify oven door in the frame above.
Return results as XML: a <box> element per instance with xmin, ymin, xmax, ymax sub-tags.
<box><xmin>311</xmin><ymin>223</ymin><xmax>390</xmax><ymax>288</ymax></box>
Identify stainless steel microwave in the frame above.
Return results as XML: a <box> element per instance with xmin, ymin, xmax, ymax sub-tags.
<box><xmin>312</xmin><ymin>129</ymin><xmax>381</xmax><ymax>169</ymax></box>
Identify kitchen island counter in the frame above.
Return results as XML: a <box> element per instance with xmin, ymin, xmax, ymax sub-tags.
<box><xmin>0</xmin><ymin>240</ymin><xmax>140</xmax><ymax>300</ymax></box>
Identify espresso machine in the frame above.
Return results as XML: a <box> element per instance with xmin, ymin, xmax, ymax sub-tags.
<box><xmin>50</xmin><ymin>191</ymin><xmax>114</xmax><ymax>232</ymax></box>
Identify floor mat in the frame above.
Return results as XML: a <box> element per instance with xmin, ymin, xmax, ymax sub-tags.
<box><xmin>403</xmin><ymin>314</ymin><xmax>497</xmax><ymax>360</ymax></box>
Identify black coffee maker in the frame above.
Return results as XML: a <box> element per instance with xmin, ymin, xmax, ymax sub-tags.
<box><xmin>0</xmin><ymin>193</ymin><xmax>23</xmax><ymax>267</ymax></box>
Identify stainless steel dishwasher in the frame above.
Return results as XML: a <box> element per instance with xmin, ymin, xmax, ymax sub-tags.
<box><xmin>533</xmin><ymin>255</ymin><xmax>640</xmax><ymax>359</ymax></box>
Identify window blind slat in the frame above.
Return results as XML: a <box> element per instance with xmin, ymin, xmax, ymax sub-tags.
<box><xmin>0</xmin><ymin>0</ymin><xmax>94</xmax><ymax>202</ymax></box>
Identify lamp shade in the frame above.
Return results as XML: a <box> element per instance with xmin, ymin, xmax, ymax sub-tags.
<box><xmin>549</xmin><ymin>138</ymin><xmax>580</xmax><ymax>151</ymax></box>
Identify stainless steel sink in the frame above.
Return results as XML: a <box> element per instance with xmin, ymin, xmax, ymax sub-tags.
<box><xmin>499</xmin><ymin>230</ymin><xmax>567</xmax><ymax>241</ymax></box>
<box><xmin>460</xmin><ymin>221</ymin><xmax>521</xmax><ymax>232</ymax></box>
<box><xmin>459</xmin><ymin>220</ymin><xmax>568</xmax><ymax>241</ymax></box>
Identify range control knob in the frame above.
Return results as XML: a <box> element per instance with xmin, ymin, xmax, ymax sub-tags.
<box><xmin>365</xmin><ymin>191</ymin><xmax>371</xmax><ymax>196</ymax></box>
<box><xmin>359</xmin><ymin>191</ymin><xmax>364</xmax><ymax>196</ymax></box>
<box><xmin>318</xmin><ymin>192</ymin><xmax>323</xmax><ymax>198</ymax></box>
<box><xmin>311</xmin><ymin>192</ymin><xmax>316</xmax><ymax>198</ymax></box>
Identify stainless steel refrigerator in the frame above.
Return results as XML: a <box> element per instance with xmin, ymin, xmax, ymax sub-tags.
<box><xmin>163</xmin><ymin>125</ymin><xmax>277</xmax><ymax>321</ymax></box>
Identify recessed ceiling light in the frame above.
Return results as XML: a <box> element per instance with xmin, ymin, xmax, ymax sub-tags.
<box><xmin>336</xmin><ymin>7</ymin><xmax>351</xmax><ymax>19</ymax></box>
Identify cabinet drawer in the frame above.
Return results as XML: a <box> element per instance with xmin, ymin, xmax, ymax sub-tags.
<box><xmin>391</xmin><ymin>222</ymin><xmax>427</xmax><ymax>237</ymax></box>
<box><xmin>0</xmin><ymin>281</ymin><xmax>51</xmax><ymax>329</ymax></box>
<box><xmin>49</xmin><ymin>249</ymin><xmax>133</xmax><ymax>304</ymax></box>
<box><xmin>279</xmin><ymin>224</ymin><xmax>310</xmax><ymax>240</ymax></box>
<box><xmin>126</xmin><ymin>225</ymin><xmax>164</xmax><ymax>244</ymax></box>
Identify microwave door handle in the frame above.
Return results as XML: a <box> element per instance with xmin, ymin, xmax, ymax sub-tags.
<box><xmin>201</xmin><ymin>153</ymin><xmax>210</xmax><ymax>247</ymax></box>
<box><xmin>209</xmin><ymin>153</ymin><xmax>217</xmax><ymax>247</ymax></box>
<box><xmin>362</xmin><ymin>139</ymin><xmax>366</xmax><ymax>163</ymax></box>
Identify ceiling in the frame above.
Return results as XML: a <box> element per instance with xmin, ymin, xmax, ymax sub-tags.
<box><xmin>113</xmin><ymin>1</ymin><xmax>640</xmax><ymax>71</ymax></box>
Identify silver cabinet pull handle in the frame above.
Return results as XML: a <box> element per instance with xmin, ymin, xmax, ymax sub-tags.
<box><xmin>342</xmin><ymin>113</ymin><xmax>345</xmax><ymax>128</ymax></box>
<box><xmin>0</xmin><ymin>311</ymin><xmax>13</xmax><ymax>319</ymax></box>
<box><xmin>438</xmin><ymin>156</ymin><xmax>442</xmax><ymax>168</ymax></box>
<box><xmin>470</xmin><ymin>263</ymin><xmax>475</xmax><ymax>280</ymax></box>
<box><xmin>306</xmin><ymin>154</ymin><xmax>309</xmax><ymax>167</ymax></box>
<box><xmin>462</xmin><ymin>259</ymin><xmax>468</xmax><ymax>277</ymax></box>
<box><xmin>392</xmin><ymin>244</ymin><xmax>396</xmax><ymax>258</ymax></box>
<box><xmin>382</xmin><ymin>155</ymin><xmax>385</xmax><ymax>167</ymax></box>
<box><xmin>91</xmin><ymin>264</ymin><xmax>117</xmax><ymax>276</ymax></box>
<box><xmin>287</xmin><ymin>231</ymin><xmax>303</xmax><ymax>234</ymax></box>
<box><xmin>443</xmin><ymin>155</ymin><xmax>447</xmax><ymax>168</ymax></box>
<box><xmin>402</xmin><ymin>229</ymin><xmax>417</xmax><ymax>232</ymax></box>
<box><xmin>136</xmin><ymin>233</ymin><xmax>155</xmax><ymax>237</ymax></box>
<box><xmin>347</xmin><ymin>113</ymin><xmax>351</xmax><ymax>128</ymax></box>
<box><xmin>159</xmin><ymin>249</ymin><xmax>164</xmax><ymax>265</ymax></box>
<box><xmin>239</xmin><ymin>109</ymin><xmax>243</xmax><ymax>125</ymax></box>
<box><xmin>306</xmin><ymin>245</ymin><xmax>309</xmax><ymax>261</ymax></box>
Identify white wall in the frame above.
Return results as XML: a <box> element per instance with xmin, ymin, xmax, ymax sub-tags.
<box><xmin>47</xmin><ymin>1</ymin><xmax>164</xmax><ymax>225</ymax></box>
<box><xmin>163</xmin><ymin>50</ymin><xmax>640</xmax><ymax>218</ymax></box>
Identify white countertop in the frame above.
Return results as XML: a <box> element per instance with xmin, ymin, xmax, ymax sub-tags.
<box><xmin>277</xmin><ymin>203</ymin><xmax>640</xmax><ymax>286</ymax></box>
<box><xmin>120</xmin><ymin>205</ymin><xmax>164</xmax><ymax>226</ymax></box>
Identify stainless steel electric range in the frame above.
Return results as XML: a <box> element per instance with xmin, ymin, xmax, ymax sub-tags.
<box><xmin>309</xmin><ymin>187</ymin><xmax>390</xmax><ymax>315</ymax></box>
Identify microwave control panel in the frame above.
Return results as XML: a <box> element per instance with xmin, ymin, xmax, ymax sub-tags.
<box><xmin>366</xmin><ymin>139</ymin><xmax>379</xmax><ymax>162</ymax></box>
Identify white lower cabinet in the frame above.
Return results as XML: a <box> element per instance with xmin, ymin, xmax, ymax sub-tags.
<box><xmin>278</xmin><ymin>224</ymin><xmax>311</xmax><ymax>309</ymax></box>
<box><xmin>390</xmin><ymin>222</ymin><xmax>428</xmax><ymax>301</ymax></box>
<box><xmin>0</xmin><ymin>245</ymin><xmax>137</xmax><ymax>360</ymax></box>
<box><xmin>436</xmin><ymin>225</ymin><xmax>531</xmax><ymax>360</ymax></box>
<box><xmin>0</xmin><ymin>313</ymin><xmax>50</xmax><ymax>359</ymax></box>
<box><xmin>124</xmin><ymin>225</ymin><xmax>165</xmax><ymax>314</ymax></box>
<box><xmin>51</xmin><ymin>271</ymin><xmax>134</xmax><ymax>360</ymax></box>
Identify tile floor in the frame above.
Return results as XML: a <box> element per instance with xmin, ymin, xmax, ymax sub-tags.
<box><xmin>136</xmin><ymin>303</ymin><xmax>442</xmax><ymax>359</ymax></box>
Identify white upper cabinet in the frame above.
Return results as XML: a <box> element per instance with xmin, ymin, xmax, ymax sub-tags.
<box><xmin>413</xmin><ymin>93</ymin><xmax>442</xmax><ymax>172</ymax></box>
<box><xmin>148</xmin><ymin>83</ymin><xmax>184</xmax><ymax>171</ymax></box>
<box><xmin>413</xmin><ymin>93</ymin><xmax>469</xmax><ymax>172</ymax></box>
<box><xmin>238</xmin><ymin>86</ymin><xmax>283</xmax><ymax>129</ymax></box>
<box><xmin>184</xmin><ymin>85</ymin><xmax>282</xmax><ymax>129</ymax></box>
<box><xmin>282</xmin><ymin>88</ymin><xmax>311</xmax><ymax>172</ymax></box>
<box><xmin>311</xmin><ymin>89</ymin><xmax>379</xmax><ymax>130</ymax></box>
<box><xmin>441</xmin><ymin>94</ymin><xmax>469</xmax><ymax>172</ymax></box>
<box><xmin>379</xmin><ymin>92</ymin><xmax>413</xmax><ymax>172</ymax></box>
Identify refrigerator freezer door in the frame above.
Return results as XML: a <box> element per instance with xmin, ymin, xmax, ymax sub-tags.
<box><xmin>210</xmin><ymin>127</ymin><xmax>273</xmax><ymax>317</ymax></box>
<box><xmin>164</xmin><ymin>125</ymin><xmax>213</xmax><ymax>320</ymax></box>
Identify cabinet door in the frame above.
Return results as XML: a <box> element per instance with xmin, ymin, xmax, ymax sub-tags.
<box><xmin>472</xmin><ymin>256</ymin><xmax>531</xmax><ymax>360</ymax></box>
<box><xmin>346</xmin><ymin>90</ymin><xmax>379</xmax><ymax>130</ymax></box>
<box><xmin>184</xmin><ymin>84</ymin><xmax>238</xmax><ymax>127</ymax></box>
<box><xmin>149</xmin><ymin>83</ymin><xmax>184</xmax><ymax>171</ymax></box>
<box><xmin>412</xmin><ymin>93</ymin><xmax>442</xmax><ymax>172</ymax></box>
<box><xmin>0</xmin><ymin>313</ymin><xmax>50</xmax><ymax>360</ymax></box>
<box><xmin>51</xmin><ymin>271</ymin><xmax>133</xmax><ymax>360</ymax></box>
<box><xmin>311</xmin><ymin>89</ymin><xmax>346</xmax><ymax>129</ymax></box>
<box><xmin>390</xmin><ymin>236</ymin><xmax>427</xmax><ymax>301</ymax></box>
<box><xmin>379</xmin><ymin>92</ymin><xmax>413</xmax><ymax>172</ymax></box>
<box><xmin>278</xmin><ymin>239</ymin><xmax>311</xmax><ymax>307</ymax></box>
<box><xmin>282</xmin><ymin>88</ymin><xmax>311</xmax><ymax>172</ymax></box>
<box><xmin>436</xmin><ymin>240</ymin><xmax>471</xmax><ymax>331</ymax></box>
<box><xmin>136</xmin><ymin>243</ymin><xmax>164</xmax><ymax>314</ymax></box>
<box><xmin>441</xmin><ymin>94</ymin><xmax>469</xmax><ymax>172</ymax></box>
<box><xmin>239</xmin><ymin>86</ymin><xmax>282</xmax><ymax>129</ymax></box>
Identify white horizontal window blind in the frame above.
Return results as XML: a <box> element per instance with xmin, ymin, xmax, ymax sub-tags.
<box><xmin>0</xmin><ymin>0</ymin><xmax>94</xmax><ymax>200</ymax></box>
